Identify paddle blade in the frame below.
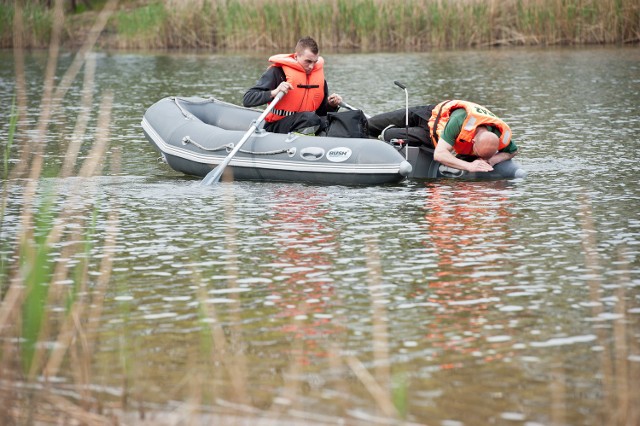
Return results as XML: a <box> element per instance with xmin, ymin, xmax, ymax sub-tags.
<box><xmin>201</xmin><ymin>164</ymin><xmax>225</xmax><ymax>186</ymax></box>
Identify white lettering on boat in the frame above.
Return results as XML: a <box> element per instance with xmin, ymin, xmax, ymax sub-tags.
<box><xmin>326</xmin><ymin>147</ymin><xmax>352</xmax><ymax>163</ymax></box>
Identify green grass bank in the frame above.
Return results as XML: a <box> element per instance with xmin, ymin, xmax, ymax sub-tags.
<box><xmin>1</xmin><ymin>0</ymin><xmax>639</xmax><ymax>50</ymax></box>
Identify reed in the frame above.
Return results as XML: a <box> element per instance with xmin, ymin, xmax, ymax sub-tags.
<box><xmin>1</xmin><ymin>0</ymin><xmax>638</xmax><ymax>50</ymax></box>
<box><xmin>0</xmin><ymin>98</ymin><xmax>15</xmax><ymax>294</ymax></box>
<box><xmin>1</xmin><ymin>0</ymin><xmax>119</xmax><ymax>422</ymax></box>
<box><xmin>112</xmin><ymin>2</ymin><xmax>166</xmax><ymax>48</ymax></box>
<box><xmin>3</xmin><ymin>97</ymin><xmax>16</xmax><ymax>181</ymax></box>
<box><xmin>0</xmin><ymin>1</ymin><xmax>53</xmax><ymax>49</ymax></box>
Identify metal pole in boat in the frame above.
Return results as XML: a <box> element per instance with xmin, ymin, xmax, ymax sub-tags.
<box><xmin>394</xmin><ymin>80</ymin><xmax>409</xmax><ymax>160</ymax></box>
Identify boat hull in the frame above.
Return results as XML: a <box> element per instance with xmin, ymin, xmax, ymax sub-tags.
<box><xmin>141</xmin><ymin>96</ymin><xmax>526</xmax><ymax>184</ymax></box>
<box><xmin>142</xmin><ymin>97</ymin><xmax>411</xmax><ymax>185</ymax></box>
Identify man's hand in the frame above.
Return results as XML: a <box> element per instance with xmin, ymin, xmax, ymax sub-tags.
<box><xmin>271</xmin><ymin>82</ymin><xmax>293</xmax><ymax>98</ymax></box>
<box><xmin>466</xmin><ymin>159</ymin><xmax>494</xmax><ymax>172</ymax></box>
<box><xmin>327</xmin><ymin>93</ymin><xmax>342</xmax><ymax>108</ymax></box>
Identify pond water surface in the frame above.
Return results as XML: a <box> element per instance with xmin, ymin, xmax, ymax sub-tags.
<box><xmin>1</xmin><ymin>47</ymin><xmax>639</xmax><ymax>425</ymax></box>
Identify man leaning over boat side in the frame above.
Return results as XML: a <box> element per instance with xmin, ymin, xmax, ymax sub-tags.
<box><xmin>242</xmin><ymin>36</ymin><xmax>343</xmax><ymax>136</ymax></box>
<box><xmin>367</xmin><ymin>100</ymin><xmax>519</xmax><ymax>173</ymax></box>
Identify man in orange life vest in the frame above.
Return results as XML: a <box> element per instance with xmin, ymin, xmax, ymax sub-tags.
<box><xmin>367</xmin><ymin>101</ymin><xmax>519</xmax><ymax>173</ymax></box>
<box><xmin>243</xmin><ymin>36</ymin><xmax>343</xmax><ymax>135</ymax></box>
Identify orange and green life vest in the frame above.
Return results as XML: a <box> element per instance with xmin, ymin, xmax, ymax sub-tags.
<box><xmin>428</xmin><ymin>100</ymin><xmax>512</xmax><ymax>155</ymax></box>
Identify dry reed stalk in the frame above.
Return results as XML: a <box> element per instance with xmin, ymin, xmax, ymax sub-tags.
<box><xmin>611</xmin><ymin>248</ymin><xmax>640</xmax><ymax>426</ymax></box>
<box><xmin>267</xmin><ymin>310</ymin><xmax>305</xmax><ymax>421</ymax></box>
<box><xmin>43</xmin><ymin>391</ymin><xmax>113</xmax><ymax>425</ymax></box>
<box><xmin>327</xmin><ymin>341</ymin><xmax>349</xmax><ymax>417</ymax></box>
<box><xmin>78</xmin><ymin>91</ymin><xmax>114</xmax><ymax>178</ymax></box>
<box><xmin>21</xmin><ymin>90</ymin><xmax>113</xmax><ymax>383</ymax></box>
<box><xmin>0</xmin><ymin>0</ymin><xmax>66</xmax><ymax>373</ymax></box>
<box><xmin>11</xmin><ymin>0</ymin><xmax>28</xmax><ymax>153</ymax></box>
<box><xmin>4</xmin><ymin>5</ymin><xmax>64</xmax><ymax>338</ymax></box>
<box><xmin>613</xmin><ymin>269</ymin><xmax>628</xmax><ymax>425</ymax></box>
<box><xmin>9</xmin><ymin>0</ymin><xmax>118</xmax><ymax>181</ymax></box>
<box><xmin>9</xmin><ymin>0</ymin><xmax>64</xmax><ymax>181</ymax></box>
<box><xmin>192</xmin><ymin>183</ymin><xmax>251</xmax><ymax>408</ymax></box>
<box><xmin>579</xmin><ymin>195</ymin><xmax>614</xmax><ymax>418</ymax></box>
<box><xmin>60</xmin><ymin>52</ymin><xmax>97</xmax><ymax>178</ymax></box>
<box><xmin>84</xmin><ymin>146</ymin><xmax>121</xmax><ymax>355</ymax></box>
<box><xmin>0</xmin><ymin>1</ymin><xmax>119</xmax><ymax>421</ymax></box>
<box><xmin>3</xmin><ymin>0</ymin><xmax>118</xmax><ymax>284</ymax></box>
<box><xmin>0</xmin><ymin>270</ymin><xmax>23</xmax><ymax>331</ymax></box>
<box><xmin>5</xmin><ymin>0</ymin><xmax>116</xmax><ymax>305</ymax></box>
<box><xmin>52</xmin><ymin>0</ymin><xmax>119</xmax><ymax>103</ymax></box>
<box><xmin>198</xmin><ymin>285</ymin><xmax>251</xmax><ymax>406</ymax></box>
<box><xmin>549</xmin><ymin>363</ymin><xmax>567</xmax><ymax>425</ymax></box>
<box><xmin>42</xmin><ymin>91</ymin><xmax>115</xmax><ymax>380</ymax></box>
<box><xmin>579</xmin><ymin>195</ymin><xmax>640</xmax><ymax>425</ymax></box>
<box><xmin>337</xmin><ymin>236</ymin><xmax>399</xmax><ymax>421</ymax></box>
<box><xmin>345</xmin><ymin>355</ymin><xmax>399</xmax><ymax>419</ymax></box>
<box><xmin>628</xmin><ymin>307</ymin><xmax>640</xmax><ymax>425</ymax></box>
<box><xmin>365</xmin><ymin>236</ymin><xmax>392</xmax><ymax>399</ymax></box>
<box><xmin>0</xmin><ymin>91</ymin><xmax>116</xmax><ymax>424</ymax></box>
<box><xmin>220</xmin><ymin>177</ymin><xmax>251</xmax><ymax>405</ymax></box>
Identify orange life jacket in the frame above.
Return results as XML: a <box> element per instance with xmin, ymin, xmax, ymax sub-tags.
<box><xmin>428</xmin><ymin>100</ymin><xmax>512</xmax><ymax>156</ymax></box>
<box><xmin>265</xmin><ymin>53</ymin><xmax>325</xmax><ymax>123</ymax></box>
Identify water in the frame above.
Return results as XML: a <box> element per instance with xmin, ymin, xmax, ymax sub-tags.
<box><xmin>1</xmin><ymin>47</ymin><xmax>639</xmax><ymax>425</ymax></box>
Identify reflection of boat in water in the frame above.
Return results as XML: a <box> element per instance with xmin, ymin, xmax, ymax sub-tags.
<box><xmin>141</xmin><ymin>96</ymin><xmax>526</xmax><ymax>185</ymax></box>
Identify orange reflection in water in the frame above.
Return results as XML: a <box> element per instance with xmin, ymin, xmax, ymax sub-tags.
<box><xmin>264</xmin><ymin>188</ymin><xmax>342</xmax><ymax>365</ymax></box>
<box><xmin>420</xmin><ymin>181</ymin><xmax>517</xmax><ymax>365</ymax></box>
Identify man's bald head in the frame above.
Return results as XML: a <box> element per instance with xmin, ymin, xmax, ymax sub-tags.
<box><xmin>474</xmin><ymin>128</ymin><xmax>499</xmax><ymax>160</ymax></box>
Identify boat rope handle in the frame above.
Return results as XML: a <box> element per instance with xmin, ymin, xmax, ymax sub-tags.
<box><xmin>172</xmin><ymin>98</ymin><xmax>195</xmax><ymax>120</ymax></box>
<box><xmin>182</xmin><ymin>136</ymin><xmax>228</xmax><ymax>151</ymax></box>
<box><xmin>172</xmin><ymin>96</ymin><xmax>215</xmax><ymax>104</ymax></box>
<box><xmin>181</xmin><ymin>136</ymin><xmax>293</xmax><ymax>156</ymax></box>
<box><xmin>238</xmin><ymin>148</ymin><xmax>295</xmax><ymax>156</ymax></box>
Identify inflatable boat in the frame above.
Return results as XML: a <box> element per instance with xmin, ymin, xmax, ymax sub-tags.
<box><xmin>141</xmin><ymin>96</ymin><xmax>526</xmax><ymax>185</ymax></box>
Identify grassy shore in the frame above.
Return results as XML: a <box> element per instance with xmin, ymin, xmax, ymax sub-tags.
<box><xmin>1</xmin><ymin>0</ymin><xmax>639</xmax><ymax>50</ymax></box>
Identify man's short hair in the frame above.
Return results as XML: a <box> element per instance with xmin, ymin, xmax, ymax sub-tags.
<box><xmin>296</xmin><ymin>36</ymin><xmax>319</xmax><ymax>55</ymax></box>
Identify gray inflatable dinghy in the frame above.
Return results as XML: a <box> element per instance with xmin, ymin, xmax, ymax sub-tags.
<box><xmin>141</xmin><ymin>96</ymin><xmax>525</xmax><ymax>184</ymax></box>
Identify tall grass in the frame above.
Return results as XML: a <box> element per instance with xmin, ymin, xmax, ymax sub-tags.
<box><xmin>1</xmin><ymin>0</ymin><xmax>638</xmax><ymax>50</ymax></box>
<box><xmin>0</xmin><ymin>0</ymin><xmax>53</xmax><ymax>49</ymax></box>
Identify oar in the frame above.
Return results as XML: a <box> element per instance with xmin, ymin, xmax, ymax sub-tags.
<box><xmin>339</xmin><ymin>101</ymin><xmax>371</xmax><ymax>119</ymax></box>
<box><xmin>201</xmin><ymin>91</ymin><xmax>284</xmax><ymax>186</ymax></box>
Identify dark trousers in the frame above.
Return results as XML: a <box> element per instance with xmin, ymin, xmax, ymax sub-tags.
<box><xmin>264</xmin><ymin>112</ymin><xmax>325</xmax><ymax>135</ymax></box>
<box><xmin>367</xmin><ymin>105</ymin><xmax>435</xmax><ymax>146</ymax></box>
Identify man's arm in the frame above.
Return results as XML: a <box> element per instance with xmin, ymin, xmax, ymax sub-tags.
<box><xmin>314</xmin><ymin>81</ymin><xmax>340</xmax><ymax>116</ymax></box>
<box><xmin>434</xmin><ymin>141</ymin><xmax>494</xmax><ymax>172</ymax></box>
<box><xmin>242</xmin><ymin>67</ymin><xmax>285</xmax><ymax>108</ymax></box>
<box><xmin>435</xmin><ymin>111</ymin><xmax>493</xmax><ymax>172</ymax></box>
<box><xmin>488</xmin><ymin>149</ymin><xmax>518</xmax><ymax>166</ymax></box>
<box><xmin>487</xmin><ymin>139</ymin><xmax>519</xmax><ymax>166</ymax></box>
